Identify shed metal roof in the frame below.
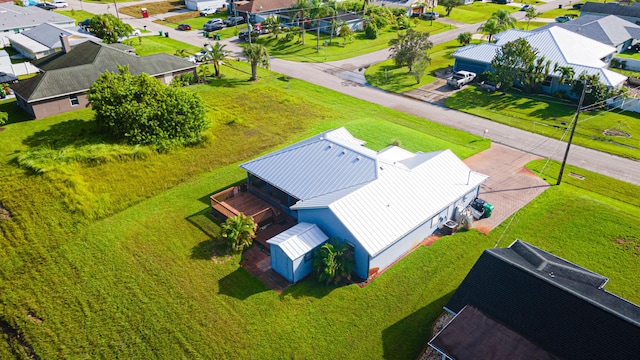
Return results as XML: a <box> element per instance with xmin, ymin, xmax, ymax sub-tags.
<box><xmin>267</xmin><ymin>223</ymin><xmax>328</xmax><ymax>260</ymax></box>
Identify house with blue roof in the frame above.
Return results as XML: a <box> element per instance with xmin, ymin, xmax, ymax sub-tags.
<box><xmin>452</xmin><ymin>26</ymin><xmax>627</xmax><ymax>97</ymax></box>
<box><xmin>237</xmin><ymin>128</ymin><xmax>488</xmax><ymax>282</ymax></box>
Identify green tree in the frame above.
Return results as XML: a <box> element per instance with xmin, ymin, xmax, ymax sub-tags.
<box><xmin>292</xmin><ymin>0</ymin><xmax>311</xmax><ymax>45</ymax></box>
<box><xmin>457</xmin><ymin>31</ymin><xmax>472</xmax><ymax>46</ymax></box>
<box><xmin>0</xmin><ymin>111</ymin><xmax>7</xmax><ymax>127</ymax></box>
<box><xmin>388</xmin><ymin>29</ymin><xmax>432</xmax><ymax>72</ymax></box>
<box><xmin>364</xmin><ymin>21</ymin><xmax>378</xmax><ymax>39</ymax></box>
<box><xmin>242</xmin><ymin>43</ymin><xmax>270</xmax><ymax>81</ymax></box>
<box><xmin>221</xmin><ymin>213</ymin><xmax>256</xmax><ymax>254</ymax></box>
<box><xmin>174</xmin><ymin>49</ymin><xmax>187</xmax><ymax>58</ymax></box>
<box><xmin>339</xmin><ymin>24</ymin><xmax>354</xmax><ymax>45</ymax></box>
<box><xmin>88</xmin><ymin>66</ymin><xmax>209</xmax><ymax>148</ymax></box>
<box><xmin>89</xmin><ymin>14</ymin><xmax>134</xmax><ymax>44</ymax></box>
<box><xmin>263</xmin><ymin>15</ymin><xmax>283</xmax><ymax>38</ymax></box>
<box><xmin>524</xmin><ymin>7</ymin><xmax>542</xmax><ymax>30</ymax></box>
<box><xmin>477</xmin><ymin>18</ymin><xmax>501</xmax><ymax>43</ymax></box>
<box><xmin>206</xmin><ymin>42</ymin><xmax>228</xmax><ymax>77</ymax></box>
<box><xmin>571</xmin><ymin>73</ymin><xmax>614</xmax><ymax>107</ymax></box>
<box><xmin>197</xmin><ymin>65</ymin><xmax>212</xmax><ymax>83</ymax></box>
<box><xmin>410</xmin><ymin>56</ymin><xmax>430</xmax><ymax>84</ymax></box>
<box><xmin>490</xmin><ymin>38</ymin><xmax>537</xmax><ymax>91</ymax></box>
<box><xmin>440</xmin><ymin>0</ymin><xmax>463</xmax><ymax>16</ymax></box>
<box><xmin>313</xmin><ymin>238</ymin><xmax>354</xmax><ymax>285</ymax></box>
<box><xmin>554</xmin><ymin>64</ymin><xmax>575</xmax><ymax>85</ymax></box>
<box><xmin>492</xmin><ymin>9</ymin><xmax>516</xmax><ymax>30</ymax></box>
<box><xmin>522</xmin><ymin>56</ymin><xmax>551</xmax><ymax>93</ymax></box>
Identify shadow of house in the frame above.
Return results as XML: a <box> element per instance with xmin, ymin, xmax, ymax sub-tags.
<box><xmin>218</xmin><ymin>267</ymin><xmax>269</xmax><ymax>300</ymax></box>
<box><xmin>427</xmin><ymin>239</ymin><xmax>640</xmax><ymax>359</ymax></box>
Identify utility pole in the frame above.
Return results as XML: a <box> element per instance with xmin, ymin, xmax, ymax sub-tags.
<box><xmin>114</xmin><ymin>0</ymin><xmax>120</xmax><ymax>20</ymax></box>
<box><xmin>557</xmin><ymin>81</ymin><xmax>588</xmax><ymax>185</ymax></box>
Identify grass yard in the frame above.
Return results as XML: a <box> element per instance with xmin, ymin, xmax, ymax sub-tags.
<box><xmin>446</xmin><ymin>87</ymin><xmax>640</xmax><ymax>160</ymax></box>
<box><xmin>1</xmin><ymin>51</ymin><xmax>640</xmax><ymax>358</ymax></box>
<box><xmin>120</xmin><ymin>35</ymin><xmax>201</xmax><ymax>56</ymax></box>
<box><xmin>365</xmin><ymin>39</ymin><xmax>482</xmax><ymax>93</ymax></box>
<box><xmin>616</xmin><ymin>51</ymin><xmax>640</xmax><ymax>60</ymax></box>
<box><xmin>57</xmin><ymin>9</ymin><xmax>95</xmax><ymax>23</ymax></box>
<box><xmin>119</xmin><ymin>0</ymin><xmax>186</xmax><ymax>18</ymax></box>
<box><xmin>514</xmin><ymin>20</ymin><xmax>547</xmax><ymax>30</ymax></box>
<box><xmin>434</xmin><ymin>2</ymin><xmax>518</xmax><ymax>24</ymax></box>
<box><xmin>156</xmin><ymin>12</ymin><xmax>230</xmax><ymax>32</ymax></box>
<box><xmin>537</xmin><ymin>7</ymin><xmax>580</xmax><ymax>19</ymax></box>
<box><xmin>257</xmin><ymin>20</ymin><xmax>452</xmax><ymax>62</ymax></box>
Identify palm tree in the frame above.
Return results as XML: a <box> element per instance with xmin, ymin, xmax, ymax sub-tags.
<box><xmin>174</xmin><ymin>49</ymin><xmax>187</xmax><ymax>58</ymax></box>
<box><xmin>206</xmin><ymin>42</ymin><xmax>228</xmax><ymax>77</ymax></box>
<box><xmin>221</xmin><ymin>213</ymin><xmax>256</xmax><ymax>254</ymax></box>
<box><xmin>457</xmin><ymin>31</ymin><xmax>472</xmax><ymax>46</ymax></box>
<box><xmin>477</xmin><ymin>18</ymin><xmax>501</xmax><ymax>43</ymax></box>
<box><xmin>313</xmin><ymin>238</ymin><xmax>354</xmax><ymax>285</ymax></box>
<box><xmin>242</xmin><ymin>43</ymin><xmax>270</xmax><ymax>81</ymax></box>
<box><xmin>492</xmin><ymin>9</ymin><xmax>516</xmax><ymax>31</ymax></box>
<box><xmin>292</xmin><ymin>0</ymin><xmax>311</xmax><ymax>45</ymax></box>
<box><xmin>554</xmin><ymin>64</ymin><xmax>575</xmax><ymax>85</ymax></box>
<box><xmin>197</xmin><ymin>65</ymin><xmax>211</xmax><ymax>83</ymax></box>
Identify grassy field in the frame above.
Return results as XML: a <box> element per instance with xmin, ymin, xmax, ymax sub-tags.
<box><xmin>256</xmin><ymin>20</ymin><xmax>452</xmax><ymax>62</ymax></box>
<box><xmin>57</xmin><ymin>9</ymin><xmax>95</xmax><ymax>23</ymax></box>
<box><xmin>514</xmin><ymin>20</ymin><xmax>547</xmax><ymax>30</ymax></box>
<box><xmin>537</xmin><ymin>7</ymin><xmax>580</xmax><ymax>19</ymax></box>
<box><xmin>434</xmin><ymin>2</ymin><xmax>518</xmax><ymax>24</ymax></box>
<box><xmin>446</xmin><ymin>87</ymin><xmax>640</xmax><ymax>160</ymax></box>
<box><xmin>120</xmin><ymin>35</ymin><xmax>202</xmax><ymax>56</ymax></box>
<box><xmin>119</xmin><ymin>0</ymin><xmax>188</xmax><ymax>18</ymax></box>
<box><xmin>365</xmin><ymin>39</ymin><xmax>482</xmax><ymax>93</ymax></box>
<box><xmin>616</xmin><ymin>51</ymin><xmax>640</xmax><ymax>60</ymax></box>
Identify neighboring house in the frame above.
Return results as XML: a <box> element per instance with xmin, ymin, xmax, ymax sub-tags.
<box><xmin>580</xmin><ymin>2</ymin><xmax>640</xmax><ymax>25</ymax></box>
<box><xmin>452</xmin><ymin>27</ymin><xmax>627</xmax><ymax>96</ymax></box>
<box><xmin>240</xmin><ymin>128</ymin><xmax>488</xmax><ymax>280</ymax></box>
<box><xmin>9</xmin><ymin>22</ymin><xmax>102</xmax><ymax>59</ymax></box>
<box><xmin>428</xmin><ymin>239</ymin><xmax>640</xmax><ymax>359</ymax></box>
<box><xmin>318</xmin><ymin>12</ymin><xmax>364</xmax><ymax>34</ymax></box>
<box><xmin>535</xmin><ymin>15</ymin><xmax>640</xmax><ymax>54</ymax></box>
<box><xmin>11</xmin><ymin>39</ymin><xmax>197</xmax><ymax>119</ymax></box>
<box><xmin>0</xmin><ymin>50</ymin><xmax>39</xmax><ymax>77</ymax></box>
<box><xmin>232</xmin><ymin>0</ymin><xmax>298</xmax><ymax>23</ymax></box>
<box><xmin>185</xmin><ymin>0</ymin><xmax>226</xmax><ymax>12</ymax></box>
<box><xmin>0</xmin><ymin>3</ymin><xmax>75</xmax><ymax>48</ymax></box>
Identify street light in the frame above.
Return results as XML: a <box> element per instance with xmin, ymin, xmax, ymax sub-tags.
<box><xmin>556</xmin><ymin>81</ymin><xmax>588</xmax><ymax>185</ymax></box>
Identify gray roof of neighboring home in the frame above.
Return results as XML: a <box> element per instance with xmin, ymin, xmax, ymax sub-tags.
<box><xmin>19</xmin><ymin>23</ymin><xmax>98</xmax><ymax>48</ymax></box>
<box><xmin>535</xmin><ymin>15</ymin><xmax>640</xmax><ymax>47</ymax></box>
<box><xmin>11</xmin><ymin>41</ymin><xmax>197</xmax><ymax>102</ymax></box>
<box><xmin>0</xmin><ymin>3</ymin><xmax>75</xmax><ymax>31</ymax></box>
<box><xmin>581</xmin><ymin>2</ymin><xmax>640</xmax><ymax>18</ymax></box>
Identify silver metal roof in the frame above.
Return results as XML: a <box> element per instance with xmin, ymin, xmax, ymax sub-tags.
<box><xmin>266</xmin><ymin>223</ymin><xmax>328</xmax><ymax>260</ymax></box>
<box><xmin>0</xmin><ymin>3</ymin><xmax>75</xmax><ymax>31</ymax></box>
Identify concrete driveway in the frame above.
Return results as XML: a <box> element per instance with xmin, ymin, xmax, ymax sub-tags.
<box><xmin>464</xmin><ymin>144</ymin><xmax>550</xmax><ymax>233</ymax></box>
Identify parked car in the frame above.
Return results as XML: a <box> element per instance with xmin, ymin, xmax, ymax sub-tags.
<box><xmin>177</xmin><ymin>24</ymin><xmax>192</xmax><ymax>31</ymax></box>
<box><xmin>78</xmin><ymin>18</ymin><xmax>91</xmax><ymax>28</ymax></box>
<box><xmin>204</xmin><ymin>22</ymin><xmax>224</xmax><ymax>32</ymax></box>
<box><xmin>479</xmin><ymin>80</ymin><xmax>500</xmax><ymax>92</ymax></box>
<box><xmin>223</xmin><ymin>16</ymin><xmax>245</xmax><ymax>27</ymax></box>
<box><xmin>555</xmin><ymin>16</ymin><xmax>571</xmax><ymax>23</ymax></box>
<box><xmin>447</xmin><ymin>71</ymin><xmax>476</xmax><ymax>89</ymax></box>
<box><xmin>117</xmin><ymin>29</ymin><xmax>141</xmax><ymax>42</ymax></box>
<box><xmin>421</xmin><ymin>12</ymin><xmax>439</xmax><ymax>20</ymax></box>
<box><xmin>239</xmin><ymin>29</ymin><xmax>260</xmax><ymax>42</ymax></box>
<box><xmin>52</xmin><ymin>0</ymin><xmax>68</xmax><ymax>8</ymax></box>
<box><xmin>520</xmin><ymin>4</ymin><xmax>533</xmax><ymax>10</ymax></box>
<box><xmin>188</xmin><ymin>47</ymin><xmax>212</xmax><ymax>63</ymax></box>
<box><xmin>200</xmin><ymin>8</ymin><xmax>216</xmax><ymax>16</ymax></box>
<box><xmin>206</xmin><ymin>18</ymin><xmax>223</xmax><ymax>25</ymax></box>
<box><xmin>35</xmin><ymin>2</ymin><xmax>55</xmax><ymax>10</ymax></box>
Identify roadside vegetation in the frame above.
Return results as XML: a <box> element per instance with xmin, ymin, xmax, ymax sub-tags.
<box><xmin>447</xmin><ymin>86</ymin><xmax>640</xmax><ymax>160</ymax></box>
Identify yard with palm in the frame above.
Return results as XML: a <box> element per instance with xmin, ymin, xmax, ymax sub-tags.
<box><xmin>1</xmin><ymin>35</ymin><xmax>640</xmax><ymax>360</ymax></box>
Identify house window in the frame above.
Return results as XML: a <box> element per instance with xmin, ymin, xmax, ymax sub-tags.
<box><xmin>69</xmin><ymin>94</ymin><xmax>79</xmax><ymax>106</ymax></box>
<box><xmin>542</xmin><ymin>76</ymin><xmax>552</xmax><ymax>88</ymax></box>
<box><xmin>304</xmin><ymin>252</ymin><xmax>313</xmax><ymax>262</ymax></box>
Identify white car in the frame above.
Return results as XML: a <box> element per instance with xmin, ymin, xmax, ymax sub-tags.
<box><xmin>200</xmin><ymin>8</ymin><xmax>216</xmax><ymax>16</ymax></box>
<box><xmin>117</xmin><ymin>29</ymin><xmax>142</xmax><ymax>42</ymax></box>
<box><xmin>52</xmin><ymin>0</ymin><xmax>68</xmax><ymax>8</ymax></box>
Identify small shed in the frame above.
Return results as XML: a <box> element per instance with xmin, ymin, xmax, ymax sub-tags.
<box><xmin>267</xmin><ymin>223</ymin><xmax>328</xmax><ymax>283</ymax></box>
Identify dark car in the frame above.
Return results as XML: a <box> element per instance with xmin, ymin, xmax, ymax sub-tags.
<box><xmin>177</xmin><ymin>24</ymin><xmax>192</xmax><ymax>31</ymax></box>
<box><xmin>223</xmin><ymin>16</ymin><xmax>245</xmax><ymax>27</ymax></box>
<box><xmin>35</xmin><ymin>2</ymin><xmax>55</xmax><ymax>10</ymax></box>
<box><xmin>78</xmin><ymin>18</ymin><xmax>91</xmax><ymax>28</ymax></box>
<box><xmin>421</xmin><ymin>11</ymin><xmax>439</xmax><ymax>20</ymax></box>
<box><xmin>239</xmin><ymin>29</ymin><xmax>259</xmax><ymax>42</ymax></box>
<box><xmin>203</xmin><ymin>22</ymin><xmax>223</xmax><ymax>32</ymax></box>
<box><xmin>572</xmin><ymin>3</ymin><xmax>584</xmax><ymax>9</ymax></box>
<box><xmin>555</xmin><ymin>15</ymin><xmax>571</xmax><ymax>23</ymax></box>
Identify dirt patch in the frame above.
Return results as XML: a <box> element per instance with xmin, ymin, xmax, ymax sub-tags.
<box><xmin>611</xmin><ymin>237</ymin><xmax>640</xmax><ymax>256</ymax></box>
<box><xmin>603</xmin><ymin>129</ymin><xmax>631</xmax><ymax>138</ymax></box>
<box><xmin>26</xmin><ymin>312</ymin><xmax>43</xmax><ymax>325</ymax></box>
<box><xmin>0</xmin><ymin>203</ymin><xmax>11</xmax><ymax>220</ymax></box>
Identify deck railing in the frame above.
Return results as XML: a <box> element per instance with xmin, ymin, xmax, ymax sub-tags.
<box><xmin>210</xmin><ymin>186</ymin><xmax>240</xmax><ymax>219</ymax></box>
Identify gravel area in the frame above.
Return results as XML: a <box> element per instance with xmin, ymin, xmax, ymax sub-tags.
<box><xmin>416</xmin><ymin>312</ymin><xmax>454</xmax><ymax>360</ymax></box>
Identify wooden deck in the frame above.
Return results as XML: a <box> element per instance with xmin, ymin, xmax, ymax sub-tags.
<box><xmin>241</xmin><ymin>246</ymin><xmax>291</xmax><ymax>293</ymax></box>
<box><xmin>224</xmin><ymin>191</ymin><xmax>272</xmax><ymax>219</ymax></box>
<box><xmin>254</xmin><ymin>214</ymin><xmax>297</xmax><ymax>252</ymax></box>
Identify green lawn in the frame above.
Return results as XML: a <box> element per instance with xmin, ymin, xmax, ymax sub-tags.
<box><xmin>446</xmin><ymin>87</ymin><xmax>640</xmax><ymax>160</ymax></box>
<box><xmin>514</xmin><ymin>20</ymin><xmax>547</xmax><ymax>30</ymax></box>
<box><xmin>616</xmin><ymin>51</ymin><xmax>640</xmax><ymax>60</ymax></box>
<box><xmin>57</xmin><ymin>9</ymin><xmax>95</xmax><ymax>23</ymax></box>
<box><xmin>120</xmin><ymin>35</ymin><xmax>202</xmax><ymax>56</ymax></box>
<box><xmin>365</xmin><ymin>39</ymin><xmax>482</xmax><ymax>93</ymax></box>
<box><xmin>257</xmin><ymin>20</ymin><xmax>451</xmax><ymax>62</ymax></box>
<box><xmin>538</xmin><ymin>7</ymin><xmax>580</xmax><ymax>19</ymax></box>
<box><xmin>435</xmin><ymin>2</ymin><xmax>519</xmax><ymax>24</ymax></box>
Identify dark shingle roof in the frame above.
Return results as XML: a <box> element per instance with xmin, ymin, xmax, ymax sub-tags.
<box><xmin>581</xmin><ymin>2</ymin><xmax>640</xmax><ymax>18</ymax></box>
<box><xmin>445</xmin><ymin>239</ymin><xmax>640</xmax><ymax>360</ymax></box>
<box><xmin>12</xmin><ymin>41</ymin><xmax>196</xmax><ymax>102</ymax></box>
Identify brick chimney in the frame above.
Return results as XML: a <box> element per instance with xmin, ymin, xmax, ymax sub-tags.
<box><xmin>59</xmin><ymin>34</ymin><xmax>71</xmax><ymax>54</ymax></box>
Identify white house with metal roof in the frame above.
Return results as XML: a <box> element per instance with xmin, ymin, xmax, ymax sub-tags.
<box><xmin>0</xmin><ymin>3</ymin><xmax>75</xmax><ymax>48</ymax></box>
<box><xmin>241</xmin><ymin>128</ymin><xmax>488</xmax><ymax>280</ymax></box>
<box><xmin>452</xmin><ymin>27</ymin><xmax>627</xmax><ymax>96</ymax></box>
<box><xmin>9</xmin><ymin>23</ymin><xmax>101</xmax><ymax>59</ymax></box>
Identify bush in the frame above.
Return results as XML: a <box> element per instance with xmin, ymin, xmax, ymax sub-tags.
<box><xmin>364</xmin><ymin>22</ymin><xmax>378</xmax><ymax>39</ymax></box>
<box><xmin>0</xmin><ymin>111</ymin><xmax>7</xmax><ymax>126</ymax></box>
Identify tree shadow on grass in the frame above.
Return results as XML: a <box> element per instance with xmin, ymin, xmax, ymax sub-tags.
<box><xmin>218</xmin><ymin>267</ymin><xmax>268</xmax><ymax>299</ymax></box>
<box><xmin>382</xmin><ymin>290</ymin><xmax>455</xmax><ymax>360</ymax></box>
<box><xmin>186</xmin><ymin>209</ymin><xmax>225</xmax><ymax>260</ymax></box>
<box><xmin>278</xmin><ymin>276</ymin><xmax>346</xmax><ymax>300</ymax></box>
<box><xmin>208</xmin><ymin>74</ymin><xmax>253</xmax><ymax>88</ymax></box>
<box><xmin>22</xmin><ymin>119</ymin><xmax>110</xmax><ymax>149</ymax></box>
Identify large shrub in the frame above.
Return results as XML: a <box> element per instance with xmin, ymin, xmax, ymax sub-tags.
<box><xmin>365</xmin><ymin>22</ymin><xmax>378</xmax><ymax>39</ymax></box>
<box><xmin>88</xmin><ymin>67</ymin><xmax>209</xmax><ymax>149</ymax></box>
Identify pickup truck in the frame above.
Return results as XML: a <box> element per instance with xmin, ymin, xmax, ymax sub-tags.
<box><xmin>447</xmin><ymin>71</ymin><xmax>476</xmax><ymax>89</ymax></box>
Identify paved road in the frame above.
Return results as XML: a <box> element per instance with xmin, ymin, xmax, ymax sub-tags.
<box><xmin>64</xmin><ymin>0</ymin><xmax>640</xmax><ymax>185</ymax></box>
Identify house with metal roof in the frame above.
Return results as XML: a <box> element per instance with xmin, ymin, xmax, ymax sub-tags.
<box><xmin>231</xmin><ymin>0</ymin><xmax>298</xmax><ymax>23</ymax></box>
<box><xmin>535</xmin><ymin>15</ymin><xmax>640</xmax><ymax>54</ymax></box>
<box><xmin>9</xmin><ymin>23</ymin><xmax>101</xmax><ymax>60</ymax></box>
<box><xmin>580</xmin><ymin>2</ymin><xmax>640</xmax><ymax>25</ymax></box>
<box><xmin>240</xmin><ymin>128</ymin><xmax>488</xmax><ymax>281</ymax></box>
<box><xmin>0</xmin><ymin>3</ymin><xmax>75</xmax><ymax>48</ymax></box>
<box><xmin>428</xmin><ymin>239</ymin><xmax>640</xmax><ymax>359</ymax></box>
<box><xmin>452</xmin><ymin>26</ymin><xmax>627</xmax><ymax>96</ymax></box>
<box><xmin>11</xmin><ymin>39</ymin><xmax>197</xmax><ymax>119</ymax></box>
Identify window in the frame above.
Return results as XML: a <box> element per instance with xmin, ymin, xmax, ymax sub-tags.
<box><xmin>304</xmin><ymin>252</ymin><xmax>313</xmax><ymax>262</ymax></box>
<box><xmin>542</xmin><ymin>76</ymin><xmax>552</xmax><ymax>88</ymax></box>
<box><xmin>69</xmin><ymin>94</ymin><xmax>79</xmax><ymax>106</ymax></box>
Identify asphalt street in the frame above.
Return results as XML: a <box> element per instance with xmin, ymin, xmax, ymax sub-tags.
<box><xmin>64</xmin><ymin>0</ymin><xmax>640</xmax><ymax>185</ymax></box>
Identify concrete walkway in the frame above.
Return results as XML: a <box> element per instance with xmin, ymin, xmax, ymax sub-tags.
<box><xmin>61</xmin><ymin>0</ymin><xmax>640</xmax><ymax>187</ymax></box>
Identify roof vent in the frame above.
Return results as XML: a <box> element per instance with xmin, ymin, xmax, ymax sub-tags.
<box><xmin>341</xmin><ymin>150</ymin><xmax>347</xmax><ymax>155</ymax></box>
<box><xmin>327</xmin><ymin>144</ymin><xmax>333</xmax><ymax>149</ymax></box>
<box><xmin>356</xmin><ymin>156</ymin><xmax>361</xmax><ymax>161</ymax></box>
